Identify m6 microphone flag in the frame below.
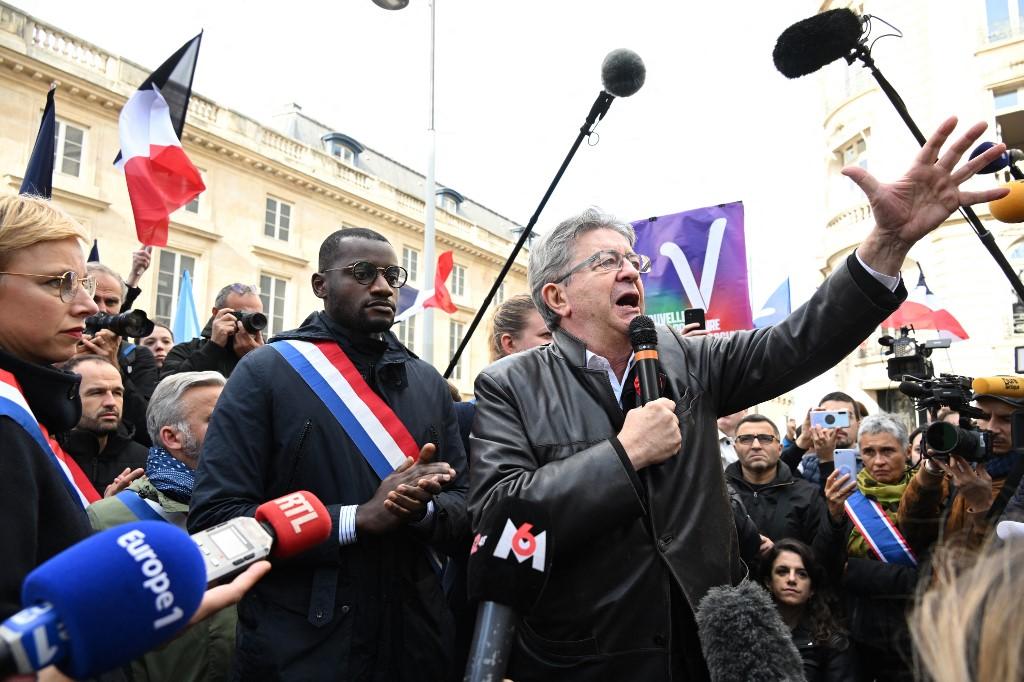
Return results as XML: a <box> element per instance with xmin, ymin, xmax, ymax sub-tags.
<box><xmin>465</xmin><ymin>497</ymin><xmax>553</xmax><ymax>682</ymax></box>
<box><xmin>629</xmin><ymin>315</ymin><xmax>660</xmax><ymax>406</ymax></box>
<box><xmin>0</xmin><ymin>521</ymin><xmax>205</xmax><ymax>679</ymax></box>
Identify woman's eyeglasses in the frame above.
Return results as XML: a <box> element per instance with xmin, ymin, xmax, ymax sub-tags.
<box><xmin>0</xmin><ymin>270</ymin><xmax>97</xmax><ymax>302</ymax></box>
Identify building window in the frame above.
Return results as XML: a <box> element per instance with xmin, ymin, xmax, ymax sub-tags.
<box><xmin>1011</xmin><ymin>243</ymin><xmax>1024</xmax><ymax>334</ymax></box>
<box><xmin>495</xmin><ymin>282</ymin><xmax>505</xmax><ymax>305</ymax></box>
<box><xmin>52</xmin><ymin>119</ymin><xmax>84</xmax><ymax>178</ymax></box>
<box><xmin>331</xmin><ymin>142</ymin><xmax>356</xmax><ymax>165</ymax></box>
<box><xmin>451</xmin><ymin>264</ymin><xmax>466</xmax><ymax>297</ymax></box>
<box><xmin>402</xmin><ymin>246</ymin><xmax>420</xmax><ymax>284</ymax></box>
<box><xmin>265</xmin><ymin>197</ymin><xmax>291</xmax><ymax>241</ymax></box>
<box><xmin>154</xmin><ymin>249</ymin><xmax>197</xmax><ymax>326</ymax></box>
<box><xmin>321</xmin><ymin>133</ymin><xmax>363</xmax><ymax>166</ymax></box>
<box><xmin>436</xmin><ymin>194</ymin><xmax>458</xmax><ymax>213</ymax></box>
<box><xmin>395</xmin><ymin>315</ymin><xmax>416</xmax><ymax>352</ymax></box>
<box><xmin>181</xmin><ymin>169</ymin><xmax>205</xmax><ymax>215</ymax></box>
<box><xmin>259</xmin><ymin>274</ymin><xmax>288</xmax><ymax>337</ymax></box>
<box><xmin>449</xmin><ymin>320</ymin><xmax>466</xmax><ymax>380</ymax></box>
<box><xmin>986</xmin><ymin>0</ymin><xmax>1024</xmax><ymax>41</ymax></box>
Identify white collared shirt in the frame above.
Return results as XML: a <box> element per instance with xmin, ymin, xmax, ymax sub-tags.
<box><xmin>585</xmin><ymin>349</ymin><xmax>636</xmax><ymax>407</ymax></box>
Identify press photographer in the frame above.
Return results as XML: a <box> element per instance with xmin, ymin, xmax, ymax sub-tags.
<box><xmin>161</xmin><ymin>282</ymin><xmax>265</xmax><ymax>379</ymax></box>
<box><xmin>899</xmin><ymin>373</ymin><xmax>1024</xmax><ymax>550</ymax></box>
<box><xmin>77</xmin><ymin>261</ymin><xmax>159</xmax><ymax>447</ymax></box>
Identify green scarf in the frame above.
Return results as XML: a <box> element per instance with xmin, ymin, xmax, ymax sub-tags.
<box><xmin>846</xmin><ymin>467</ymin><xmax>912</xmax><ymax>559</ymax></box>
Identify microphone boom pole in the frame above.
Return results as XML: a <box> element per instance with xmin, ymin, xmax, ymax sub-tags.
<box><xmin>847</xmin><ymin>43</ymin><xmax>1024</xmax><ymax>302</ymax></box>
<box><xmin>443</xmin><ymin>91</ymin><xmax>616</xmax><ymax>379</ymax></box>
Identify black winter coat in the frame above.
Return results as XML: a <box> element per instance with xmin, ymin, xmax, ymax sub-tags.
<box><xmin>118</xmin><ymin>341</ymin><xmax>157</xmax><ymax>447</ymax></box>
<box><xmin>725</xmin><ymin>462</ymin><xmax>840</xmax><ymax>570</ymax></box>
<box><xmin>0</xmin><ymin>349</ymin><xmax>93</xmax><ymax>620</ymax></box>
<box><xmin>188</xmin><ymin>312</ymin><xmax>469</xmax><ymax>681</ymax></box>
<box><xmin>62</xmin><ymin>421</ymin><xmax>150</xmax><ymax>493</ymax></box>
<box><xmin>792</xmin><ymin>624</ymin><xmax>856</xmax><ymax>682</ymax></box>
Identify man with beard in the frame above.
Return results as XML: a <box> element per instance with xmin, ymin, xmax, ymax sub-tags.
<box><xmin>189</xmin><ymin>227</ymin><xmax>468</xmax><ymax>681</ymax></box>
<box><xmin>781</xmin><ymin>391</ymin><xmax>863</xmax><ymax>486</ymax></box>
<box><xmin>62</xmin><ymin>354</ymin><xmax>148</xmax><ymax>494</ymax></box>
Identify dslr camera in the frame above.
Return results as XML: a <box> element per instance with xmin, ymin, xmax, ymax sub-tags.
<box><xmin>84</xmin><ymin>309</ymin><xmax>155</xmax><ymax>339</ymax></box>
<box><xmin>235</xmin><ymin>311</ymin><xmax>268</xmax><ymax>335</ymax></box>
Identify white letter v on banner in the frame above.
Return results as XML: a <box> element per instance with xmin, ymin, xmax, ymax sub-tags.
<box><xmin>658</xmin><ymin>217</ymin><xmax>727</xmax><ymax>310</ymax></box>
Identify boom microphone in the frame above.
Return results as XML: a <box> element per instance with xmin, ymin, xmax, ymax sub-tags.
<box><xmin>773</xmin><ymin>8</ymin><xmax>865</xmax><ymax>78</ymax></box>
<box><xmin>192</xmin><ymin>490</ymin><xmax>332</xmax><ymax>582</ymax></box>
<box><xmin>629</xmin><ymin>315</ymin><xmax>660</xmax><ymax>406</ymax></box>
<box><xmin>464</xmin><ymin>498</ymin><xmax>552</xmax><ymax>682</ymax></box>
<box><xmin>973</xmin><ymin>376</ymin><xmax>1024</xmax><ymax>399</ymax></box>
<box><xmin>601</xmin><ymin>48</ymin><xmax>646</xmax><ymax>98</ymax></box>
<box><xmin>0</xmin><ymin>521</ymin><xmax>206</xmax><ymax>679</ymax></box>
<box><xmin>696</xmin><ymin>581</ymin><xmax>806</xmax><ymax>682</ymax></box>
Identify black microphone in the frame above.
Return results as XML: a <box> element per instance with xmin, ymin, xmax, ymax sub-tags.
<box><xmin>464</xmin><ymin>498</ymin><xmax>552</xmax><ymax>682</ymax></box>
<box><xmin>696</xmin><ymin>581</ymin><xmax>806</xmax><ymax>682</ymax></box>
<box><xmin>773</xmin><ymin>8</ymin><xmax>866</xmax><ymax>79</ymax></box>
<box><xmin>601</xmin><ymin>48</ymin><xmax>646</xmax><ymax>98</ymax></box>
<box><xmin>629</xmin><ymin>315</ymin><xmax>659</xmax><ymax>406</ymax></box>
<box><xmin>970</xmin><ymin>141</ymin><xmax>1024</xmax><ymax>179</ymax></box>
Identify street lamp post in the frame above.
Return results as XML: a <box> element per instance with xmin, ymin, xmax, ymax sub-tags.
<box><xmin>374</xmin><ymin>0</ymin><xmax>437</xmax><ymax>366</ymax></box>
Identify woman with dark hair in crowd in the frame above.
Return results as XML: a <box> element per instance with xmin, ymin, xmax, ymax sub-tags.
<box><xmin>761</xmin><ymin>538</ymin><xmax>855</xmax><ymax>681</ymax></box>
<box><xmin>140</xmin><ymin>322</ymin><xmax>174</xmax><ymax>369</ymax></box>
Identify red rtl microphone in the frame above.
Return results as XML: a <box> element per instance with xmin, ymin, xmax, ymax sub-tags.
<box><xmin>191</xmin><ymin>490</ymin><xmax>332</xmax><ymax>582</ymax></box>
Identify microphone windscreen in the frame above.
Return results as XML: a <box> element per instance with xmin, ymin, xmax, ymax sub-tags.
<box><xmin>468</xmin><ymin>497</ymin><xmax>552</xmax><ymax>612</ymax></box>
<box><xmin>254</xmin><ymin>490</ymin><xmax>332</xmax><ymax>558</ymax></box>
<box><xmin>989</xmin><ymin>181</ymin><xmax>1024</xmax><ymax>223</ymax></box>
<box><xmin>696</xmin><ymin>581</ymin><xmax>805</xmax><ymax>682</ymax></box>
<box><xmin>21</xmin><ymin>521</ymin><xmax>205</xmax><ymax>679</ymax></box>
<box><xmin>628</xmin><ymin>314</ymin><xmax>658</xmax><ymax>349</ymax></box>
<box><xmin>601</xmin><ymin>48</ymin><xmax>645</xmax><ymax>97</ymax></box>
<box><xmin>773</xmin><ymin>8</ymin><xmax>864</xmax><ymax>79</ymax></box>
<box><xmin>973</xmin><ymin>376</ymin><xmax>1024</xmax><ymax>398</ymax></box>
<box><xmin>970</xmin><ymin>141</ymin><xmax>1010</xmax><ymax>174</ymax></box>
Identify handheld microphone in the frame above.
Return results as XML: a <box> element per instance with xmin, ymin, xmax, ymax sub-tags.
<box><xmin>988</xmin><ymin>180</ymin><xmax>1024</xmax><ymax>223</ymax></box>
<box><xmin>696</xmin><ymin>581</ymin><xmax>806</xmax><ymax>682</ymax></box>
<box><xmin>970</xmin><ymin>141</ymin><xmax>1024</xmax><ymax>180</ymax></box>
<box><xmin>191</xmin><ymin>490</ymin><xmax>332</xmax><ymax>582</ymax></box>
<box><xmin>773</xmin><ymin>8</ymin><xmax>866</xmax><ymax>79</ymax></box>
<box><xmin>601</xmin><ymin>48</ymin><xmax>646</xmax><ymax>98</ymax></box>
<box><xmin>973</xmin><ymin>376</ymin><xmax>1024</xmax><ymax>399</ymax></box>
<box><xmin>0</xmin><ymin>521</ymin><xmax>206</xmax><ymax>679</ymax></box>
<box><xmin>628</xmin><ymin>315</ymin><xmax>660</xmax><ymax>406</ymax></box>
<box><xmin>464</xmin><ymin>498</ymin><xmax>552</xmax><ymax>682</ymax></box>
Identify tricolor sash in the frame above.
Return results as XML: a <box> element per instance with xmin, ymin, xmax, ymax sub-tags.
<box><xmin>272</xmin><ymin>340</ymin><xmax>420</xmax><ymax>480</ymax></box>
<box><xmin>844</xmin><ymin>490</ymin><xmax>917</xmax><ymax>567</ymax></box>
<box><xmin>0</xmin><ymin>369</ymin><xmax>92</xmax><ymax>508</ymax></box>
<box><xmin>116</xmin><ymin>490</ymin><xmax>167</xmax><ymax>523</ymax></box>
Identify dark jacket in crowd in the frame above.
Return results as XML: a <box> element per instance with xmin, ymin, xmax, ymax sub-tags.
<box><xmin>725</xmin><ymin>482</ymin><xmax>763</xmax><ymax>565</ymax></box>
<box><xmin>189</xmin><ymin>311</ymin><xmax>469</xmax><ymax>681</ymax></box>
<box><xmin>792</xmin><ymin>624</ymin><xmax>856</xmax><ymax>682</ymax></box>
<box><xmin>725</xmin><ymin>461</ymin><xmax>839</xmax><ymax>570</ymax></box>
<box><xmin>119</xmin><ymin>341</ymin><xmax>157</xmax><ymax>447</ymax></box>
<box><xmin>0</xmin><ymin>348</ymin><xmax>93</xmax><ymax>620</ymax></box>
<box><xmin>161</xmin><ymin>317</ymin><xmax>240</xmax><ymax>379</ymax></box>
<box><xmin>62</xmin><ymin>421</ymin><xmax>150</xmax><ymax>494</ymax></box>
<box><xmin>469</xmin><ymin>255</ymin><xmax>906</xmax><ymax>681</ymax></box>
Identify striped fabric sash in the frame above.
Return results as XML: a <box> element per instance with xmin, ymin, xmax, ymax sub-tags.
<box><xmin>115</xmin><ymin>490</ymin><xmax>167</xmax><ymax>523</ymax></box>
<box><xmin>0</xmin><ymin>369</ymin><xmax>92</xmax><ymax>508</ymax></box>
<box><xmin>845</xmin><ymin>490</ymin><xmax>917</xmax><ymax>567</ymax></box>
<box><xmin>272</xmin><ymin>340</ymin><xmax>420</xmax><ymax>480</ymax></box>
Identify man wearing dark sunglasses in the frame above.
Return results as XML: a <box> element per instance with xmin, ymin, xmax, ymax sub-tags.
<box><xmin>724</xmin><ymin>414</ymin><xmax>838</xmax><ymax>573</ymax></box>
<box><xmin>189</xmin><ymin>227</ymin><xmax>468</xmax><ymax>680</ymax></box>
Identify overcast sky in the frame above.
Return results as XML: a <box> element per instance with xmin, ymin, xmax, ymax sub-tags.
<box><xmin>16</xmin><ymin>0</ymin><xmax>826</xmax><ymax>307</ymax></box>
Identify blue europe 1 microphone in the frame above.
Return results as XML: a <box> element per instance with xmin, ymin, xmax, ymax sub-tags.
<box><xmin>0</xmin><ymin>521</ymin><xmax>206</xmax><ymax>679</ymax></box>
<box><xmin>971</xmin><ymin>141</ymin><xmax>1024</xmax><ymax>178</ymax></box>
<box><xmin>464</xmin><ymin>498</ymin><xmax>553</xmax><ymax>682</ymax></box>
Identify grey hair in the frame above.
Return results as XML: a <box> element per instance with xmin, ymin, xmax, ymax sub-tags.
<box><xmin>214</xmin><ymin>283</ymin><xmax>260</xmax><ymax>309</ymax></box>
<box><xmin>86</xmin><ymin>261</ymin><xmax>127</xmax><ymax>299</ymax></box>
<box><xmin>858</xmin><ymin>413</ymin><xmax>909</xmax><ymax>449</ymax></box>
<box><xmin>147</xmin><ymin>371</ymin><xmax>225</xmax><ymax>448</ymax></box>
<box><xmin>528</xmin><ymin>207</ymin><xmax>636</xmax><ymax>328</ymax></box>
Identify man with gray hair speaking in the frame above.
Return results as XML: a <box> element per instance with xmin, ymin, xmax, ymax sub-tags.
<box><xmin>468</xmin><ymin>118</ymin><xmax>1006</xmax><ymax>681</ymax></box>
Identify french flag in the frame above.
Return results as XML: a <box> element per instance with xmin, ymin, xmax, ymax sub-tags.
<box><xmin>115</xmin><ymin>34</ymin><xmax>205</xmax><ymax>246</ymax></box>
<box><xmin>881</xmin><ymin>265</ymin><xmax>968</xmax><ymax>340</ymax></box>
<box><xmin>395</xmin><ymin>250</ymin><xmax>459</xmax><ymax>322</ymax></box>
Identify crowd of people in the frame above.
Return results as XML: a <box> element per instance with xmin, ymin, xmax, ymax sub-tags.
<box><xmin>0</xmin><ymin>117</ymin><xmax>1022</xmax><ymax>682</ymax></box>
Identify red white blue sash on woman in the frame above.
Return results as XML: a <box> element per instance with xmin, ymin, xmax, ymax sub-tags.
<box><xmin>272</xmin><ymin>340</ymin><xmax>420</xmax><ymax>480</ymax></box>
<box><xmin>0</xmin><ymin>369</ymin><xmax>91</xmax><ymax>508</ymax></box>
<box><xmin>844</xmin><ymin>490</ymin><xmax>917</xmax><ymax>567</ymax></box>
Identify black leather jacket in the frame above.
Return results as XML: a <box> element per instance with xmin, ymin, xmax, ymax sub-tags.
<box><xmin>469</xmin><ymin>254</ymin><xmax>905</xmax><ymax>680</ymax></box>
